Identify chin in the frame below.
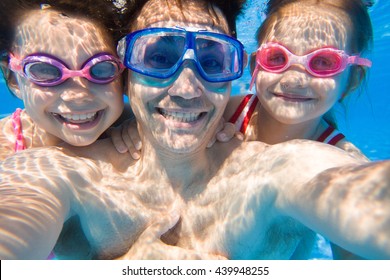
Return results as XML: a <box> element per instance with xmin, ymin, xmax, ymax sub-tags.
<box><xmin>161</xmin><ymin>135</ymin><xmax>205</xmax><ymax>154</ymax></box>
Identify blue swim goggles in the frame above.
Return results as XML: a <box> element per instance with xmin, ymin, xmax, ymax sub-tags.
<box><xmin>117</xmin><ymin>27</ymin><xmax>245</xmax><ymax>83</ymax></box>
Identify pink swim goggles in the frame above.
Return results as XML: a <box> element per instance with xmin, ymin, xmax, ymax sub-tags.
<box><xmin>8</xmin><ymin>52</ymin><xmax>125</xmax><ymax>87</ymax></box>
<box><xmin>249</xmin><ymin>42</ymin><xmax>372</xmax><ymax>90</ymax></box>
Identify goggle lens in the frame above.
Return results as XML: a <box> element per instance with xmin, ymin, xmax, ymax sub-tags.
<box><xmin>131</xmin><ymin>33</ymin><xmax>186</xmax><ymax>73</ymax></box>
<box><xmin>260</xmin><ymin>47</ymin><xmax>288</xmax><ymax>71</ymax></box>
<box><xmin>89</xmin><ymin>61</ymin><xmax>120</xmax><ymax>80</ymax></box>
<box><xmin>195</xmin><ymin>37</ymin><xmax>239</xmax><ymax>75</ymax></box>
<box><xmin>25</xmin><ymin>62</ymin><xmax>61</xmax><ymax>83</ymax></box>
<box><xmin>308</xmin><ymin>51</ymin><xmax>342</xmax><ymax>75</ymax></box>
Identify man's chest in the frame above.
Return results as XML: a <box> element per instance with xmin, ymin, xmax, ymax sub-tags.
<box><xmin>168</xmin><ymin>179</ymin><xmax>312</xmax><ymax>259</ymax></box>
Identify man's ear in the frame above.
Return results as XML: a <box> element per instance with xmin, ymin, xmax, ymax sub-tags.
<box><xmin>0</xmin><ymin>59</ymin><xmax>22</xmax><ymax>99</ymax></box>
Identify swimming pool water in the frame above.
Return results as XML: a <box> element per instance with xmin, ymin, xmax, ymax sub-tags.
<box><xmin>1</xmin><ymin>0</ymin><xmax>388</xmax><ymax>160</ymax></box>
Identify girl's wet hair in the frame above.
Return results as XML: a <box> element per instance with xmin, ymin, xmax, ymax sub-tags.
<box><xmin>261</xmin><ymin>0</ymin><xmax>373</xmax><ymax>53</ymax></box>
<box><xmin>0</xmin><ymin>0</ymin><xmax>148</xmax><ymax>54</ymax></box>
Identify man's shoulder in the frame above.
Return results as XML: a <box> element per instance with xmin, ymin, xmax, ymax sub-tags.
<box><xmin>216</xmin><ymin>139</ymin><xmax>363</xmax><ymax>178</ymax></box>
<box><xmin>210</xmin><ymin>139</ymin><xmax>269</xmax><ymax>164</ymax></box>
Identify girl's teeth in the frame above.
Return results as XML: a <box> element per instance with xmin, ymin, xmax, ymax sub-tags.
<box><xmin>61</xmin><ymin>112</ymin><xmax>97</xmax><ymax>122</ymax></box>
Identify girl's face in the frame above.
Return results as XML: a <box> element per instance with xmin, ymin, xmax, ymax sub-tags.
<box><xmin>11</xmin><ymin>9</ymin><xmax>123</xmax><ymax>146</ymax></box>
<box><xmin>253</xmin><ymin>4</ymin><xmax>353</xmax><ymax>125</ymax></box>
<box><xmin>127</xmin><ymin>0</ymin><xmax>232</xmax><ymax>154</ymax></box>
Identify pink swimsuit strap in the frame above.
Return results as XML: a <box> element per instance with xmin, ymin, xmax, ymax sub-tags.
<box><xmin>11</xmin><ymin>108</ymin><xmax>26</xmax><ymax>152</ymax></box>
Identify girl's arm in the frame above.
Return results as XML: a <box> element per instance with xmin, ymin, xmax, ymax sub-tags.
<box><xmin>0</xmin><ymin>148</ymin><xmax>72</xmax><ymax>259</ymax></box>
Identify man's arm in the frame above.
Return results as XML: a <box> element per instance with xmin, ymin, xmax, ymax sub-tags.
<box><xmin>281</xmin><ymin>159</ymin><xmax>390</xmax><ymax>259</ymax></box>
<box><xmin>0</xmin><ymin>148</ymin><xmax>72</xmax><ymax>259</ymax></box>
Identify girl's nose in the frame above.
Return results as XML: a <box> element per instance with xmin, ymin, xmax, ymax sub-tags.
<box><xmin>279</xmin><ymin>67</ymin><xmax>309</xmax><ymax>90</ymax></box>
<box><xmin>60</xmin><ymin>78</ymin><xmax>94</xmax><ymax>102</ymax></box>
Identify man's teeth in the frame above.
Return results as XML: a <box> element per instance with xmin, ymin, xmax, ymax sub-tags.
<box><xmin>160</xmin><ymin>109</ymin><xmax>201</xmax><ymax>122</ymax></box>
<box><xmin>61</xmin><ymin>112</ymin><xmax>97</xmax><ymax>122</ymax></box>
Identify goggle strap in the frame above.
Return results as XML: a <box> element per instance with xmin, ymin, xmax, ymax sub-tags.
<box><xmin>348</xmin><ymin>56</ymin><xmax>372</xmax><ymax>67</ymax></box>
<box><xmin>8</xmin><ymin>54</ymin><xmax>22</xmax><ymax>72</ymax></box>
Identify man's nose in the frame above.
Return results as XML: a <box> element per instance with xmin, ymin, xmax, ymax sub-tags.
<box><xmin>167</xmin><ymin>60</ymin><xmax>203</xmax><ymax>99</ymax></box>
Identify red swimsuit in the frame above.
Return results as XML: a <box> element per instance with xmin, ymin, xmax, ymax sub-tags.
<box><xmin>228</xmin><ymin>94</ymin><xmax>345</xmax><ymax>145</ymax></box>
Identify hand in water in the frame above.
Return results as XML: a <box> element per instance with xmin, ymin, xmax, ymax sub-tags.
<box><xmin>116</xmin><ymin>211</ymin><xmax>227</xmax><ymax>260</ymax></box>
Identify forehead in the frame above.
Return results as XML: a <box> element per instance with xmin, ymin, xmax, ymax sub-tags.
<box><xmin>264</xmin><ymin>3</ymin><xmax>352</xmax><ymax>53</ymax></box>
<box><xmin>133</xmin><ymin>0</ymin><xmax>230</xmax><ymax>34</ymax></box>
<box><xmin>13</xmin><ymin>9</ymin><xmax>113</xmax><ymax>59</ymax></box>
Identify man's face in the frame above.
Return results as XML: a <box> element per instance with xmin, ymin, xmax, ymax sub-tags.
<box><xmin>127</xmin><ymin>0</ymin><xmax>233</xmax><ymax>154</ymax></box>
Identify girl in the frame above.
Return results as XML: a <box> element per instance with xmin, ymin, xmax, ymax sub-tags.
<box><xmin>224</xmin><ymin>0</ymin><xmax>373</xmax><ymax>259</ymax></box>
<box><xmin>225</xmin><ymin>0</ymin><xmax>372</xmax><ymax>162</ymax></box>
<box><xmin>0</xmin><ymin>0</ymin><xmax>140</xmax><ymax>160</ymax></box>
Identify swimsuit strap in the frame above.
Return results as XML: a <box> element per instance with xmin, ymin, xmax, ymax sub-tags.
<box><xmin>316</xmin><ymin>123</ymin><xmax>345</xmax><ymax>146</ymax></box>
<box><xmin>228</xmin><ymin>94</ymin><xmax>259</xmax><ymax>134</ymax></box>
<box><xmin>11</xmin><ymin>108</ymin><xmax>26</xmax><ymax>152</ymax></box>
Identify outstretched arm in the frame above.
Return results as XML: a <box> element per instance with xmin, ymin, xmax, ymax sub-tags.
<box><xmin>282</xmin><ymin>159</ymin><xmax>390</xmax><ymax>259</ymax></box>
<box><xmin>0</xmin><ymin>148</ymin><xmax>72</xmax><ymax>259</ymax></box>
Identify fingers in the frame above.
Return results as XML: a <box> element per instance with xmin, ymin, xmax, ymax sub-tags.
<box><xmin>235</xmin><ymin>131</ymin><xmax>244</xmax><ymax>141</ymax></box>
<box><xmin>207</xmin><ymin>136</ymin><xmax>216</xmax><ymax>148</ymax></box>
<box><xmin>108</xmin><ymin>119</ymin><xmax>142</xmax><ymax>159</ymax></box>
<box><xmin>136</xmin><ymin>210</ymin><xmax>181</xmax><ymax>243</ymax></box>
<box><xmin>124</xmin><ymin>121</ymin><xmax>142</xmax><ymax>159</ymax></box>
<box><xmin>157</xmin><ymin>211</ymin><xmax>181</xmax><ymax>239</ymax></box>
<box><xmin>120</xmin><ymin>125</ymin><xmax>140</xmax><ymax>160</ymax></box>
<box><xmin>216</xmin><ymin>122</ymin><xmax>237</xmax><ymax>142</ymax></box>
<box><xmin>109</xmin><ymin>127</ymin><xmax>129</xmax><ymax>154</ymax></box>
<box><xmin>207</xmin><ymin>117</ymin><xmax>225</xmax><ymax>148</ymax></box>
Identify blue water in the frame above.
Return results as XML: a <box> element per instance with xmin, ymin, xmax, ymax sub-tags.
<box><xmin>2</xmin><ymin>0</ymin><xmax>388</xmax><ymax>160</ymax></box>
